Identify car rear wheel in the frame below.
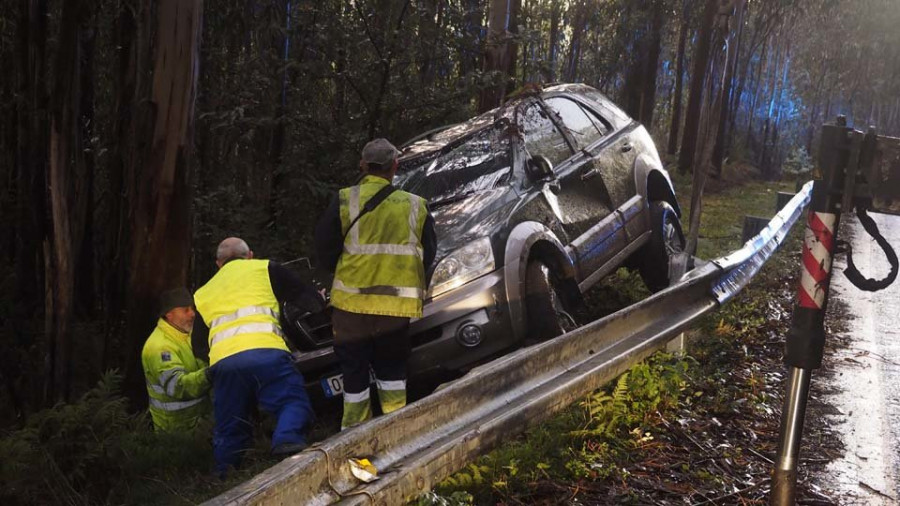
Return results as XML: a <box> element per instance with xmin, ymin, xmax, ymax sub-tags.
<box><xmin>637</xmin><ymin>201</ymin><xmax>686</xmax><ymax>292</ymax></box>
<box><xmin>524</xmin><ymin>260</ymin><xmax>578</xmax><ymax>343</ymax></box>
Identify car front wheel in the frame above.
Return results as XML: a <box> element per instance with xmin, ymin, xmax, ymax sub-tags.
<box><xmin>524</xmin><ymin>260</ymin><xmax>578</xmax><ymax>343</ymax></box>
<box><xmin>637</xmin><ymin>201</ymin><xmax>686</xmax><ymax>292</ymax></box>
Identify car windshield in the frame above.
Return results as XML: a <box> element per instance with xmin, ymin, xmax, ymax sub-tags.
<box><xmin>395</xmin><ymin>127</ymin><xmax>512</xmax><ymax>205</ymax></box>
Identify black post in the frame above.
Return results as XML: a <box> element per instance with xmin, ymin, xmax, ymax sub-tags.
<box><xmin>770</xmin><ymin>117</ymin><xmax>851</xmax><ymax>504</ymax></box>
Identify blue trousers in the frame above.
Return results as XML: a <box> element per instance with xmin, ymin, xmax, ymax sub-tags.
<box><xmin>210</xmin><ymin>348</ymin><xmax>314</xmax><ymax>473</ymax></box>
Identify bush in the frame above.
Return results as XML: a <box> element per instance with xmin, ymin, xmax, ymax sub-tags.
<box><xmin>782</xmin><ymin>146</ymin><xmax>813</xmax><ymax>176</ymax></box>
<box><xmin>0</xmin><ymin>372</ymin><xmax>215</xmax><ymax>505</ymax></box>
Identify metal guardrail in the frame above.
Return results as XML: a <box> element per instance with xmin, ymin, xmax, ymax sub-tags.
<box><xmin>205</xmin><ymin>181</ymin><xmax>814</xmax><ymax>506</ymax></box>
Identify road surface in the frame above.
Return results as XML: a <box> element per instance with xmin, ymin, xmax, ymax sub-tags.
<box><xmin>819</xmin><ymin>212</ymin><xmax>900</xmax><ymax>504</ymax></box>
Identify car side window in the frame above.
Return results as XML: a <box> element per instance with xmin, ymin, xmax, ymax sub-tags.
<box><xmin>519</xmin><ymin>102</ymin><xmax>572</xmax><ymax>167</ymax></box>
<box><xmin>544</xmin><ymin>97</ymin><xmax>609</xmax><ymax>150</ymax></box>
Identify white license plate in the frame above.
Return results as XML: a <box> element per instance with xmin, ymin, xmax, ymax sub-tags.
<box><xmin>320</xmin><ymin>371</ymin><xmax>376</xmax><ymax>398</ymax></box>
<box><xmin>321</xmin><ymin>374</ymin><xmax>344</xmax><ymax>398</ymax></box>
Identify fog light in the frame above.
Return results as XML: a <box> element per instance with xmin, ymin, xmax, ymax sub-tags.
<box><xmin>456</xmin><ymin>323</ymin><xmax>483</xmax><ymax>347</ymax></box>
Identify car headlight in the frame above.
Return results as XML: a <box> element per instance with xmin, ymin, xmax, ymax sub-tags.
<box><xmin>429</xmin><ymin>237</ymin><xmax>496</xmax><ymax>298</ymax></box>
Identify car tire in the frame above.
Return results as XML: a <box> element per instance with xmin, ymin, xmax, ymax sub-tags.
<box><xmin>524</xmin><ymin>260</ymin><xmax>578</xmax><ymax>343</ymax></box>
<box><xmin>637</xmin><ymin>201</ymin><xmax>686</xmax><ymax>292</ymax></box>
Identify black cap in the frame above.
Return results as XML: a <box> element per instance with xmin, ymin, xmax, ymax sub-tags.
<box><xmin>158</xmin><ymin>288</ymin><xmax>193</xmax><ymax>317</ymax></box>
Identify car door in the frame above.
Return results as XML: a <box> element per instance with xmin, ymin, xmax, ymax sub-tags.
<box><xmin>517</xmin><ymin>100</ymin><xmax>603</xmax><ymax>252</ymax></box>
<box><xmin>541</xmin><ymin>95</ymin><xmax>626</xmax><ymax>278</ymax></box>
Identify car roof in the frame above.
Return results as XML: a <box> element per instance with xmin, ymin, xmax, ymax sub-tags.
<box><xmin>399</xmin><ymin>83</ymin><xmax>613</xmax><ymax>162</ymax></box>
<box><xmin>400</xmin><ymin>104</ymin><xmax>518</xmax><ymax>161</ymax></box>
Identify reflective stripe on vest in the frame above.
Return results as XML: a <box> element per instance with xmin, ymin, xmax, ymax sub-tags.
<box><xmin>211</xmin><ymin>305</ymin><xmax>278</xmax><ymax>329</ymax></box>
<box><xmin>376</xmin><ymin>379</ymin><xmax>406</xmax><ymax>391</ymax></box>
<box><xmin>149</xmin><ymin>397</ymin><xmax>206</xmax><ymax>412</ymax></box>
<box><xmin>194</xmin><ymin>259</ymin><xmax>287</xmax><ymax>365</ymax></box>
<box><xmin>210</xmin><ymin>322</ymin><xmax>285</xmax><ymax>347</ymax></box>
<box><xmin>343</xmin><ymin>389</ymin><xmax>371</xmax><ymax>403</ymax></box>
<box><xmin>345</xmin><ymin>186</ymin><xmax>423</xmax><ymax>258</ymax></box>
<box><xmin>159</xmin><ymin>368</ymin><xmax>185</xmax><ymax>394</ymax></box>
<box><xmin>332</xmin><ymin>279</ymin><xmax>424</xmax><ymax>299</ymax></box>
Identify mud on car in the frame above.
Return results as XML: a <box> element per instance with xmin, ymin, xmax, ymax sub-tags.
<box><xmin>287</xmin><ymin>83</ymin><xmax>685</xmax><ymax>401</ymax></box>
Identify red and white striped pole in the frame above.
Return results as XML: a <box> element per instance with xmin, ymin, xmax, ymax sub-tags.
<box><xmin>798</xmin><ymin>211</ymin><xmax>838</xmax><ymax>310</ymax></box>
<box><xmin>771</xmin><ymin>118</ymin><xmax>850</xmax><ymax>505</ymax></box>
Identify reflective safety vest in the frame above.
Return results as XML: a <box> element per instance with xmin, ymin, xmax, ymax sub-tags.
<box><xmin>332</xmin><ymin>175</ymin><xmax>428</xmax><ymax>318</ymax></box>
<box><xmin>141</xmin><ymin>318</ymin><xmax>211</xmax><ymax>432</ymax></box>
<box><xmin>194</xmin><ymin>259</ymin><xmax>289</xmax><ymax>365</ymax></box>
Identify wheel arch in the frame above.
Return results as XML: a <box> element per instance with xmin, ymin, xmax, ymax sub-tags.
<box><xmin>503</xmin><ymin>222</ymin><xmax>578</xmax><ymax>342</ymax></box>
<box><xmin>633</xmin><ymin>153</ymin><xmax>682</xmax><ymax>217</ymax></box>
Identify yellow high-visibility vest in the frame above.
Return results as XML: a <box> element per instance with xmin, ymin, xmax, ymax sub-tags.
<box><xmin>332</xmin><ymin>175</ymin><xmax>428</xmax><ymax>318</ymax></box>
<box><xmin>194</xmin><ymin>259</ymin><xmax>289</xmax><ymax>365</ymax></box>
<box><xmin>141</xmin><ymin>318</ymin><xmax>210</xmax><ymax>431</ymax></box>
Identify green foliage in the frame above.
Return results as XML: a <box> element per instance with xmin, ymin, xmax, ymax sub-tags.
<box><xmin>0</xmin><ymin>371</ymin><xmax>220</xmax><ymax>506</ymax></box>
<box><xmin>573</xmin><ymin>354</ymin><xmax>689</xmax><ymax>441</ymax></box>
<box><xmin>782</xmin><ymin>147</ymin><xmax>813</xmax><ymax>176</ymax></box>
<box><xmin>427</xmin><ymin>352</ymin><xmax>691</xmax><ymax>502</ymax></box>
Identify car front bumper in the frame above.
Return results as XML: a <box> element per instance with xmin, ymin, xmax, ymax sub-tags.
<box><xmin>293</xmin><ymin>269</ymin><xmax>517</xmax><ymax>392</ymax></box>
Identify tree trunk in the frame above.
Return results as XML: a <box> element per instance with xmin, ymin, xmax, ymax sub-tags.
<box><xmin>677</xmin><ymin>0</ymin><xmax>717</xmax><ymax>174</ymax></box>
<box><xmin>639</xmin><ymin>0</ymin><xmax>664</xmax><ymax>126</ymax></box>
<box><xmin>122</xmin><ymin>0</ymin><xmax>204</xmax><ymax>404</ymax></box>
<box><xmin>15</xmin><ymin>0</ymin><xmax>49</xmax><ymax>408</ymax></box>
<box><xmin>667</xmin><ymin>0</ymin><xmax>688</xmax><ymax>155</ymax></box>
<box><xmin>46</xmin><ymin>0</ymin><xmax>96</xmax><ymax>403</ymax></box>
<box><xmin>479</xmin><ymin>0</ymin><xmax>517</xmax><ymax>112</ymax></box>
<box><xmin>685</xmin><ymin>42</ymin><xmax>724</xmax><ymax>257</ymax></box>
<box><xmin>711</xmin><ymin>0</ymin><xmax>745</xmax><ymax>177</ymax></box>
<box><xmin>459</xmin><ymin>0</ymin><xmax>482</xmax><ymax>78</ymax></box>
<box><xmin>544</xmin><ymin>0</ymin><xmax>560</xmax><ymax>82</ymax></box>
<box><xmin>564</xmin><ymin>1</ymin><xmax>586</xmax><ymax>83</ymax></box>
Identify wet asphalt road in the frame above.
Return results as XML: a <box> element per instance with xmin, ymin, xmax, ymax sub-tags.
<box><xmin>820</xmin><ymin>212</ymin><xmax>900</xmax><ymax>504</ymax></box>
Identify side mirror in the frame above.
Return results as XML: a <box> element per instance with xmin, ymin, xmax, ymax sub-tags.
<box><xmin>526</xmin><ymin>155</ymin><xmax>554</xmax><ymax>181</ymax></box>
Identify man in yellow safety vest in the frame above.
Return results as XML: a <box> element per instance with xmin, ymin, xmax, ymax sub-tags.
<box><xmin>315</xmin><ymin>138</ymin><xmax>436</xmax><ymax>429</ymax></box>
<box><xmin>141</xmin><ymin>287</ymin><xmax>211</xmax><ymax>432</ymax></box>
<box><xmin>193</xmin><ymin>238</ymin><xmax>318</xmax><ymax>475</ymax></box>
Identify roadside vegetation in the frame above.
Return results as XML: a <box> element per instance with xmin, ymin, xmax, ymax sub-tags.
<box><xmin>419</xmin><ymin>163</ymin><xmax>840</xmax><ymax>504</ymax></box>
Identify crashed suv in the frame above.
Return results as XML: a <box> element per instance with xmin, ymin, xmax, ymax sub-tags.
<box><xmin>290</xmin><ymin>83</ymin><xmax>684</xmax><ymax>400</ymax></box>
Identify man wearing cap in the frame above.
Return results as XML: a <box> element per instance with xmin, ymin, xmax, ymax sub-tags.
<box><xmin>193</xmin><ymin>237</ymin><xmax>318</xmax><ymax>475</ymax></box>
<box><xmin>315</xmin><ymin>138</ymin><xmax>437</xmax><ymax>429</ymax></box>
<box><xmin>141</xmin><ymin>288</ymin><xmax>211</xmax><ymax>432</ymax></box>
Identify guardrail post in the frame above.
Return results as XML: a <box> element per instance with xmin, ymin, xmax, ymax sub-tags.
<box><xmin>776</xmin><ymin>192</ymin><xmax>796</xmax><ymax>212</ymax></box>
<box><xmin>742</xmin><ymin>215</ymin><xmax>771</xmax><ymax>242</ymax></box>
<box><xmin>770</xmin><ymin>117</ymin><xmax>850</xmax><ymax>505</ymax></box>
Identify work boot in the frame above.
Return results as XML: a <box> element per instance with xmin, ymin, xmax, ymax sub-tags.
<box><xmin>271</xmin><ymin>441</ymin><xmax>308</xmax><ymax>457</ymax></box>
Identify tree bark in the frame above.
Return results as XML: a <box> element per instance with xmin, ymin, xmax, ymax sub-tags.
<box><xmin>563</xmin><ymin>0</ymin><xmax>587</xmax><ymax>83</ymax></box>
<box><xmin>667</xmin><ymin>0</ymin><xmax>689</xmax><ymax>155</ymax></box>
<box><xmin>122</xmin><ymin>0</ymin><xmax>204</xmax><ymax>403</ymax></box>
<box><xmin>46</xmin><ymin>0</ymin><xmax>95</xmax><ymax>403</ymax></box>
<box><xmin>479</xmin><ymin>0</ymin><xmax>518</xmax><ymax>112</ymax></box>
<box><xmin>639</xmin><ymin>0</ymin><xmax>664</xmax><ymax>126</ymax></box>
<box><xmin>544</xmin><ymin>0</ymin><xmax>560</xmax><ymax>82</ymax></box>
<box><xmin>677</xmin><ymin>0</ymin><xmax>717</xmax><ymax>174</ymax></box>
<box><xmin>711</xmin><ymin>0</ymin><xmax>745</xmax><ymax>177</ymax></box>
<box><xmin>15</xmin><ymin>0</ymin><xmax>49</xmax><ymax>408</ymax></box>
<box><xmin>458</xmin><ymin>0</ymin><xmax>482</xmax><ymax>78</ymax></box>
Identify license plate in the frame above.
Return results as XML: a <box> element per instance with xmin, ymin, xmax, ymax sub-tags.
<box><xmin>320</xmin><ymin>371</ymin><xmax>376</xmax><ymax>398</ymax></box>
<box><xmin>321</xmin><ymin>374</ymin><xmax>344</xmax><ymax>398</ymax></box>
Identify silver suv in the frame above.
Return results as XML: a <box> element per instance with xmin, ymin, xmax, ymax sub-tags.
<box><xmin>290</xmin><ymin>84</ymin><xmax>684</xmax><ymax>400</ymax></box>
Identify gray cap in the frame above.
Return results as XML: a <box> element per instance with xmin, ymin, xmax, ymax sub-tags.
<box><xmin>361</xmin><ymin>138</ymin><xmax>400</xmax><ymax>167</ymax></box>
<box><xmin>158</xmin><ymin>287</ymin><xmax>193</xmax><ymax>317</ymax></box>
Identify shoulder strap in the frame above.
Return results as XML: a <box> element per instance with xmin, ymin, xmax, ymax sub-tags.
<box><xmin>342</xmin><ymin>184</ymin><xmax>398</xmax><ymax>243</ymax></box>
